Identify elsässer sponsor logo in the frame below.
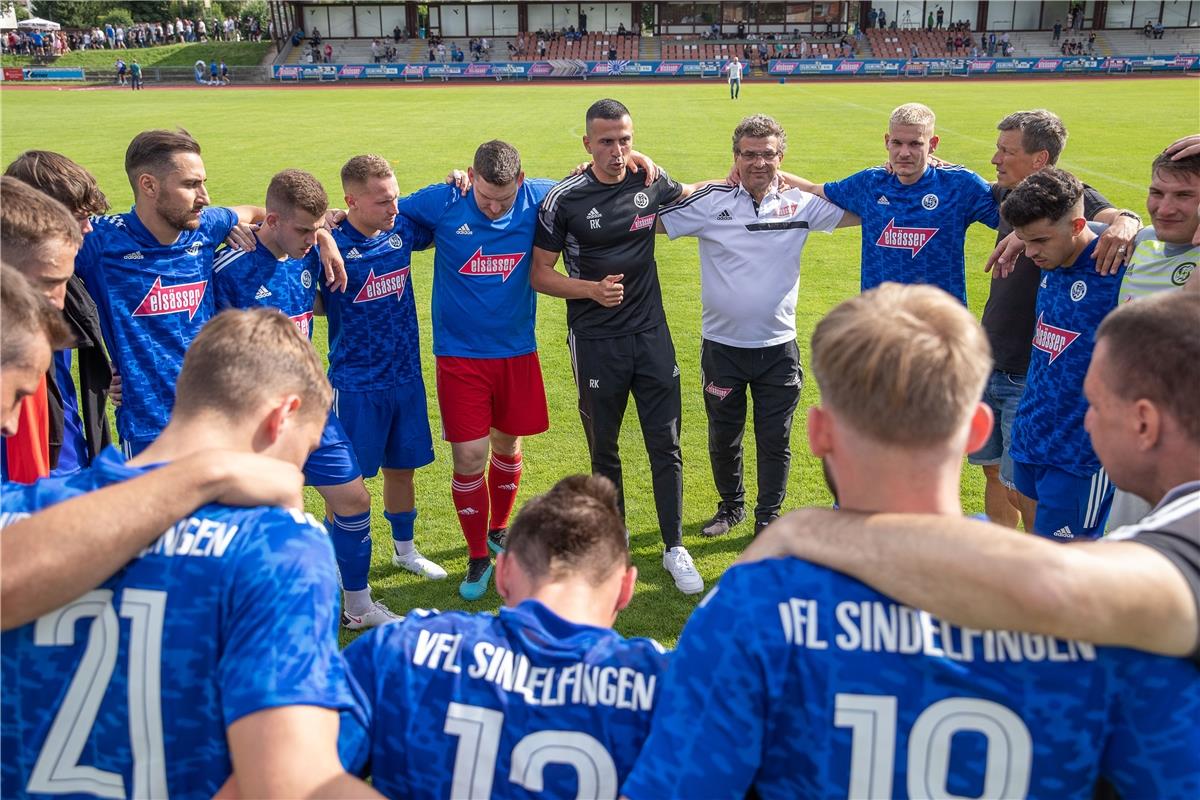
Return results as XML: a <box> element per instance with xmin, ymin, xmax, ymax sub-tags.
<box><xmin>132</xmin><ymin>276</ymin><xmax>207</xmax><ymax>320</ymax></box>
<box><xmin>458</xmin><ymin>247</ymin><xmax>526</xmax><ymax>282</ymax></box>
<box><xmin>289</xmin><ymin>311</ymin><xmax>314</xmax><ymax>337</ymax></box>
<box><xmin>1031</xmin><ymin>313</ymin><xmax>1081</xmax><ymax>364</ymax></box>
<box><xmin>629</xmin><ymin>212</ymin><xmax>656</xmax><ymax>232</ymax></box>
<box><xmin>875</xmin><ymin>218</ymin><xmax>938</xmax><ymax>256</ymax></box>
<box><xmin>353</xmin><ymin>267</ymin><xmax>410</xmax><ymax>303</ymax></box>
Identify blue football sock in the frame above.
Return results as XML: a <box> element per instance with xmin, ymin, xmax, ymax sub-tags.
<box><xmin>328</xmin><ymin>511</ymin><xmax>372</xmax><ymax>592</ymax></box>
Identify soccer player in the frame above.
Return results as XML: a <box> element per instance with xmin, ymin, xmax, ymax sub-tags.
<box><xmin>397</xmin><ymin>141</ymin><xmax>554</xmax><ymax>600</ymax></box>
<box><xmin>6</xmin><ymin>150</ymin><xmax>115</xmax><ymax>479</ymax></box>
<box><xmin>785</xmin><ymin>102</ymin><xmax>999</xmax><ymax>304</ymax></box>
<box><xmin>73</xmin><ymin>128</ymin><xmax>341</xmax><ymax>457</ymax></box>
<box><xmin>622</xmin><ymin>284</ymin><xmax>1200</xmax><ymax>800</ymax></box>
<box><xmin>974</xmin><ymin>110</ymin><xmax>1141</xmax><ymax>529</ymax></box>
<box><xmin>324</xmin><ymin>155</ymin><xmax>445</xmax><ymax>581</ymax></box>
<box><xmin>658</xmin><ymin>114</ymin><xmax>855</xmax><ymax>538</ymax></box>
<box><xmin>213</xmin><ymin>168</ymin><xmax>399</xmax><ymax>628</ymax></box>
<box><xmin>1</xmin><ymin>309</ymin><xmax>377</xmax><ymax>798</ymax></box>
<box><xmin>533</xmin><ymin>98</ymin><xmax>709</xmax><ymax>595</ymax></box>
<box><xmin>1004</xmin><ymin>168</ymin><xmax>1124</xmax><ymax>539</ymax></box>
<box><xmin>0</xmin><ymin>177</ymin><xmax>84</xmax><ymax>483</ymax></box>
<box><xmin>339</xmin><ymin>474</ymin><xmax>668</xmax><ymax>798</ymax></box>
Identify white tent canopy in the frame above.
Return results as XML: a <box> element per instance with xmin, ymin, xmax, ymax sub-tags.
<box><xmin>18</xmin><ymin>17</ymin><xmax>62</xmax><ymax>32</ymax></box>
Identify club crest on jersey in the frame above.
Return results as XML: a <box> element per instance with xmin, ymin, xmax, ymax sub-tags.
<box><xmin>633</xmin><ymin>191</ymin><xmax>650</xmax><ymax>209</ymax></box>
<box><xmin>1173</xmin><ymin>262</ymin><xmax>1195</xmax><ymax>286</ymax></box>
<box><xmin>922</xmin><ymin>194</ymin><xmax>939</xmax><ymax>210</ymax></box>
<box><xmin>388</xmin><ymin>233</ymin><xmax>404</xmax><ymax>249</ymax></box>
<box><xmin>629</xmin><ymin>212</ymin><xmax>656</xmax><ymax>232</ymax></box>
<box><xmin>353</xmin><ymin>267</ymin><xmax>409</xmax><ymax>303</ymax></box>
<box><xmin>876</xmin><ymin>218</ymin><xmax>938</xmax><ymax>256</ymax></box>
<box><xmin>289</xmin><ymin>311</ymin><xmax>314</xmax><ymax>337</ymax></box>
<box><xmin>1070</xmin><ymin>280</ymin><xmax>1087</xmax><ymax>302</ymax></box>
<box><xmin>1032</xmin><ymin>313</ymin><xmax>1081</xmax><ymax>364</ymax></box>
<box><xmin>300</xmin><ymin>269</ymin><xmax>313</xmax><ymax>289</ymax></box>
<box><xmin>458</xmin><ymin>247</ymin><xmax>526</xmax><ymax>282</ymax></box>
<box><xmin>132</xmin><ymin>276</ymin><xmax>207</xmax><ymax>320</ymax></box>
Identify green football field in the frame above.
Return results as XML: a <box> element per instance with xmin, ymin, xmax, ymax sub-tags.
<box><xmin>2</xmin><ymin>76</ymin><xmax>1193</xmax><ymax>646</ymax></box>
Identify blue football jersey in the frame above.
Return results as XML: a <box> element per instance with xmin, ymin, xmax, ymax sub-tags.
<box><xmin>75</xmin><ymin>207</ymin><xmax>239</xmax><ymax>443</ymax></box>
<box><xmin>340</xmin><ymin>600</ymin><xmax>669</xmax><ymax>799</ymax></box>
<box><xmin>397</xmin><ymin>179</ymin><xmax>555</xmax><ymax>359</ymax></box>
<box><xmin>212</xmin><ymin>239</ymin><xmax>320</xmax><ymax>339</ymax></box>
<box><xmin>1010</xmin><ymin>237</ymin><xmax>1125</xmax><ymax>476</ymax></box>
<box><xmin>322</xmin><ymin>217</ymin><xmax>433</xmax><ymax>391</ymax></box>
<box><xmin>823</xmin><ymin>165</ymin><xmax>999</xmax><ymax>303</ymax></box>
<box><xmin>0</xmin><ymin>448</ymin><xmax>357</xmax><ymax>799</ymax></box>
<box><xmin>622</xmin><ymin>558</ymin><xmax>1200</xmax><ymax>800</ymax></box>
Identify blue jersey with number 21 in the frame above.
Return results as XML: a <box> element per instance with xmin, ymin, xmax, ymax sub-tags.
<box><xmin>623</xmin><ymin>558</ymin><xmax>1200</xmax><ymax>800</ymax></box>
<box><xmin>0</xmin><ymin>448</ymin><xmax>357</xmax><ymax>800</ymax></box>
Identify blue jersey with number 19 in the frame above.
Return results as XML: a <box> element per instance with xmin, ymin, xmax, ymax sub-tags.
<box><xmin>823</xmin><ymin>165</ymin><xmax>998</xmax><ymax>304</ymax></box>
<box><xmin>74</xmin><ymin>208</ymin><xmax>239</xmax><ymax>443</ymax></box>
<box><xmin>340</xmin><ymin>600</ymin><xmax>669</xmax><ymax>799</ymax></box>
<box><xmin>0</xmin><ymin>448</ymin><xmax>358</xmax><ymax>800</ymax></box>
<box><xmin>623</xmin><ymin>558</ymin><xmax>1200</xmax><ymax>800</ymax></box>
<box><xmin>397</xmin><ymin>179</ymin><xmax>555</xmax><ymax>358</ymax></box>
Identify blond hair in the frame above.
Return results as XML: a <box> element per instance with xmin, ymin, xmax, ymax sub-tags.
<box><xmin>339</xmin><ymin>154</ymin><xmax>393</xmax><ymax>189</ymax></box>
<box><xmin>889</xmin><ymin>103</ymin><xmax>936</xmax><ymax>133</ymax></box>
<box><xmin>173</xmin><ymin>308</ymin><xmax>331</xmax><ymax>424</ymax></box>
<box><xmin>811</xmin><ymin>283</ymin><xmax>991</xmax><ymax>446</ymax></box>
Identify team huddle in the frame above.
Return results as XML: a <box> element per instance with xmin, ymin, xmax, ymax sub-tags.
<box><xmin>1</xmin><ymin>96</ymin><xmax>1198</xmax><ymax>798</ymax></box>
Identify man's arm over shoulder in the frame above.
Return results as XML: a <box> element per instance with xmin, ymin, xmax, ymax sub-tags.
<box><xmin>656</xmin><ymin>184</ymin><xmax>725</xmax><ymax>239</ymax></box>
<box><xmin>397</xmin><ymin>182</ymin><xmax>458</xmax><ymax>231</ymax></box>
<box><xmin>741</xmin><ymin>508</ymin><xmax>1199</xmax><ymax>659</ymax></box>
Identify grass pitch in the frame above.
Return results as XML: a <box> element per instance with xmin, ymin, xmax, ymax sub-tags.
<box><xmin>2</xmin><ymin>77</ymin><xmax>1193</xmax><ymax>646</ymax></box>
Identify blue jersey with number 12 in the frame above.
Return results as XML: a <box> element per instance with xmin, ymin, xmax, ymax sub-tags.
<box><xmin>340</xmin><ymin>600</ymin><xmax>669</xmax><ymax>799</ymax></box>
<box><xmin>623</xmin><ymin>558</ymin><xmax>1200</xmax><ymax>800</ymax></box>
<box><xmin>823</xmin><ymin>165</ymin><xmax>998</xmax><ymax>303</ymax></box>
<box><xmin>0</xmin><ymin>448</ymin><xmax>357</xmax><ymax>800</ymax></box>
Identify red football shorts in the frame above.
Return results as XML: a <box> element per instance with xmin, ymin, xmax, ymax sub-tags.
<box><xmin>436</xmin><ymin>352</ymin><xmax>550</xmax><ymax>443</ymax></box>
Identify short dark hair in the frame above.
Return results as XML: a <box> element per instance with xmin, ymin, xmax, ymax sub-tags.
<box><xmin>996</xmin><ymin>110</ymin><xmax>1068</xmax><ymax>165</ymax></box>
<box><xmin>125</xmin><ymin>129</ymin><xmax>202</xmax><ymax>192</ymax></box>
<box><xmin>266</xmin><ymin>169</ymin><xmax>328</xmax><ymax>218</ymax></box>
<box><xmin>173</xmin><ymin>308</ymin><xmax>331</xmax><ymax>424</ymax></box>
<box><xmin>1001</xmin><ymin>166</ymin><xmax>1084</xmax><ymax>228</ymax></box>
<box><xmin>5</xmin><ymin>150</ymin><xmax>109</xmax><ymax>217</ymax></box>
<box><xmin>473</xmin><ymin>140</ymin><xmax>522</xmax><ymax>186</ymax></box>
<box><xmin>585</xmin><ymin>98</ymin><xmax>631</xmax><ymax>128</ymax></box>
<box><xmin>340</xmin><ymin>154</ymin><xmax>393</xmax><ymax>188</ymax></box>
<box><xmin>1151</xmin><ymin>150</ymin><xmax>1200</xmax><ymax>182</ymax></box>
<box><xmin>0</xmin><ymin>263</ymin><xmax>72</xmax><ymax>366</ymax></box>
<box><xmin>0</xmin><ymin>176</ymin><xmax>84</xmax><ymax>271</ymax></box>
<box><xmin>1096</xmin><ymin>290</ymin><xmax>1200</xmax><ymax>444</ymax></box>
<box><xmin>506</xmin><ymin>474</ymin><xmax>629</xmax><ymax>586</ymax></box>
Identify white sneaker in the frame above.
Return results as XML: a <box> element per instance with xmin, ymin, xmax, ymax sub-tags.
<box><xmin>663</xmin><ymin>546</ymin><xmax>704</xmax><ymax>595</ymax></box>
<box><xmin>341</xmin><ymin>599</ymin><xmax>403</xmax><ymax>630</ymax></box>
<box><xmin>393</xmin><ymin>545</ymin><xmax>448</xmax><ymax>580</ymax></box>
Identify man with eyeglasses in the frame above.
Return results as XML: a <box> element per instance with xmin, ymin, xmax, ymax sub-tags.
<box><xmin>657</xmin><ymin>115</ymin><xmax>857</xmax><ymax>539</ymax></box>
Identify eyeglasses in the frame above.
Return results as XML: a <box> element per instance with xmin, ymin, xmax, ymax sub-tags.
<box><xmin>737</xmin><ymin>150</ymin><xmax>780</xmax><ymax>163</ymax></box>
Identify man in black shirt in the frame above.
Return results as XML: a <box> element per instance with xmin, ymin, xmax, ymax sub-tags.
<box><xmin>533</xmin><ymin>98</ymin><xmax>706</xmax><ymax>595</ymax></box>
<box><xmin>971</xmin><ymin>110</ymin><xmax>1141</xmax><ymax>527</ymax></box>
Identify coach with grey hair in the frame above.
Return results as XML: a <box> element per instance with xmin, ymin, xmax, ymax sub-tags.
<box><xmin>657</xmin><ymin>114</ymin><xmax>857</xmax><ymax>539</ymax></box>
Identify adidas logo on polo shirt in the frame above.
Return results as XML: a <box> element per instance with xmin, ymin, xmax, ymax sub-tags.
<box><xmin>456</xmin><ymin>224</ymin><xmax>472</xmax><ymax>235</ymax></box>
<box><xmin>586</xmin><ymin>207</ymin><xmax>603</xmax><ymax>220</ymax></box>
<box><xmin>715</xmin><ymin>209</ymin><xmax>733</xmax><ymax>221</ymax></box>
<box><xmin>1051</xmin><ymin>526</ymin><xmax>1074</xmax><ymax>539</ymax></box>
<box><xmin>347</xmin><ymin>247</ymin><xmax>363</xmax><ymax>259</ymax></box>
<box><xmin>123</xmin><ymin>251</ymin><xmax>144</xmax><ymax>260</ymax></box>
<box><xmin>255</xmin><ymin>285</ymin><xmax>272</xmax><ymax>300</ymax></box>
<box><xmin>877</xmin><ymin>195</ymin><xmax>890</xmax><ymax>205</ymax></box>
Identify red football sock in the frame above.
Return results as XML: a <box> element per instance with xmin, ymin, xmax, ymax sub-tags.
<box><xmin>452</xmin><ymin>472</ymin><xmax>490</xmax><ymax>559</ymax></box>
<box><xmin>488</xmin><ymin>452</ymin><xmax>523</xmax><ymax>531</ymax></box>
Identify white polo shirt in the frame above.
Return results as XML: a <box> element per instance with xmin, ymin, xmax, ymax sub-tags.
<box><xmin>728</xmin><ymin>60</ymin><xmax>744</xmax><ymax>81</ymax></box>
<box><xmin>660</xmin><ymin>182</ymin><xmax>844</xmax><ymax>348</ymax></box>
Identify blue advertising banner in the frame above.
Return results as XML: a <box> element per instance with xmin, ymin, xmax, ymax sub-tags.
<box><xmin>273</xmin><ymin>55</ymin><xmax>1198</xmax><ymax>81</ymax></box>
<box><xmin>18</xmin><ymin>67</ymin><xmax>86</xmax><ymax>81</ymax></box>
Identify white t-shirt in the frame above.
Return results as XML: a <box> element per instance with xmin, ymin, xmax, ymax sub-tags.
<box><xmin>660</xmin><ymin>182</ymin><xmax>844</xmax><ymax>348</ymax></box>
<box><xmin>728</xmin><ymin>61</ymin><xmax>744</xmax><ymax>81</ymax></box>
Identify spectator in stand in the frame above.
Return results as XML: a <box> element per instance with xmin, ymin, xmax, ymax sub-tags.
<box><xmin>1154</xmin><ymin>22</ymin><xmax>1165</xmax><ymax>39</ymax></box>
<box><xmin>936</xmin><ymin>5</ymin><xmax>945</xmax><ymax>28</ymax></box>
<box><xmin>1054</xmin><ymin>19</ymin><xmax>1063</xmax><ymax>41</ymax></box>
<box><xmin>310</xmin><ymin>26</ymin><xmax>321</xmax><ymax>46</ymax></box>
<box><xmin>324</xmin><ymin>42</ymin><xmax>333</xmax><ymax>63</ymax></box>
